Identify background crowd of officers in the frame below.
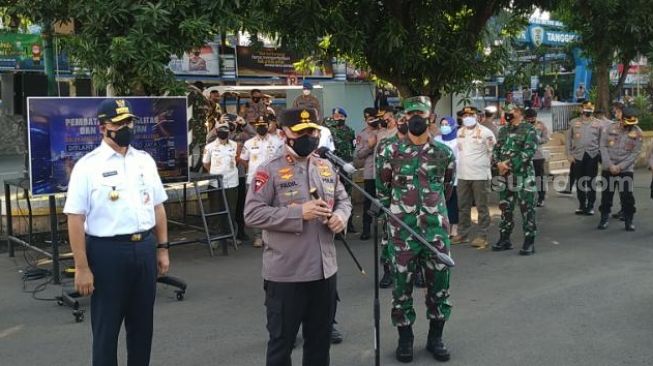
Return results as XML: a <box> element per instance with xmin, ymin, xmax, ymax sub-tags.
<box><xmin>197</xmin><ymin>81</ymin><xmax>652</xmax><ymax>365</ymax></box>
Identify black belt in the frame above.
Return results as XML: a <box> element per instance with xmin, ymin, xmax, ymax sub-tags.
<box><xmin>89</xmin><ymin>229</ymin><xmax>152</xmax><ymax>242</ymax></box>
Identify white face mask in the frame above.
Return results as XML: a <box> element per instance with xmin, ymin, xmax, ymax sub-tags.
<box><xmin>302</xmin><ymin>90</ymin><xmax>311</xmax><ymax>96</ymax></box>
<box><xmin>463</xmin><ymin>117</ymin><xmax>477</xmax><ymax>127</ymax></box>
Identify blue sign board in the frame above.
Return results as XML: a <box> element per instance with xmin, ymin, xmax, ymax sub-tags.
<box><xmin>27</xmin><ymin>97</ymin><xmax>189</xmax><ymax>196</ymax></box>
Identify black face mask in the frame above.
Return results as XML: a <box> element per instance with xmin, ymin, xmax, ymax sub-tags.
<box><xmin>252</xmin><ymin>97</ymin><xmax>261</xmax><ymax>103</ymax></box>
<box><xmin>368</xmin><ymin>119</ymin><xmax>380</xmax><ymax>128</ymax></box>
<box><xmin>287</xmin><ymin>134</ymin><xmax>319</xmax><ymax>157</ymax></box>
<box><xmin>408</xmin><ymin>116</ymin><xmax>428</xmax><ymax>136</ymax></box>
<box><xmin>107</xmin><ymin>126</ymin><xmax>133</xmax><ymax>147</ymax></box>
<box><xmin>256</xmin><ymin>125</ymin><xmax>268</xmax><ymax>136</ymax></box>
<box><xmin>379</xmin><ymin>119</ymin><xmax>388</xmax><ymax>128</ymax></box>
<box><xmin>217</xmin><ymin>130</ymin><xmax>230</xmax><ymax>140</ymax></box>
<box><xmin>397</xmin><ymin>123</ymin><xmax>409</xmax><ymax>135</ymax></box>
<box><xmin>583</xmin><ymin>112</ymin><xmax>592</xmax><ymax>117</ymax></box>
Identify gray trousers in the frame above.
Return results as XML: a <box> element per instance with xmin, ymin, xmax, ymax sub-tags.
<box><xmin>457</xmin><ymin>179</ymin><xmax>491</xmax><ymax>239</ymax></box>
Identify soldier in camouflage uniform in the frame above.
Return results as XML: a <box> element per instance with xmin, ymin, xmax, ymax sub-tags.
<box><xmin>377</xmin><ymin>96</ymin><xmax>454</xmax><ymax>363</ymax></box>
<box><xmin>324</xmin><ymin>107</ymin><xmax>357</xmax><ymax>232</ymax></box>
<box><xmin>375</xmin><ymin>112</ymin><xmax>408</xmax><ymax>289</ymax></box>
<box><xmin>188</xmin><ymin>83</ymin><xmax>213</xmax><ymax>172</ymax></box>
<box><xmin>491</xmin><ymin>106</ymin><xmax>538</xmax><ymax>255</ymax></box>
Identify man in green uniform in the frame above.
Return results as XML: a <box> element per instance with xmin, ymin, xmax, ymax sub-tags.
<box><xmin>491</xmin><ymin>106</ymin><xmax>538</xmax><ymax>255</ymax></box>
<box><xmin>377</xmin><ymin>96</ymin><xmax>455</xmax><ymax>363</ymax></box>
<box><xmin>324</xmin><ymin>107</ymin><xmax>357</xmax><ymax>232</ymax></box>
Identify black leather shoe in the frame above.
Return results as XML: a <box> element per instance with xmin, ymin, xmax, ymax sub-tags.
<box><xmin>625</xmin><ymin>217</ymin><xmax>636</xmax><ymax>231</ymax></box>
<box><xmin>359</xmin><ymin>232</ymin><xmax>371</xmax><ymax>240</ymax></box>
<box><xmin>519</xmin><ymin>237</ymin><xmax>535</xmax><ymax>256</ymax></box>
<box><xmin>379</xmin><ymin>269</ymin><xmax>393</xmax><ymax>289</ymax></box>
<box><xmin>574</xmin><ymin>208</ymin><xmax>585</xmax><ymax>215</ymax></box>
<box><xmin>330</xmin><ymin>326</ymin><xmax>343</xmax><ymax>344</ymax></box>
<box><xmin>426</xmin><ymin>320</ymin><xmax>450</xmax><ymax>362</ymax></box>
<box><xmin>396</xmin><ymin>326</ymin><xmax>414</xmax><ymax>363</ymax></box>
<box><xmin>583</xmin><ymin>209</ymin><xmax>595</xmax><ymax>216</ymax></box>
<box><xmin>597</xmin><ymin>213</ymin><xmax>609</xmax><ymax>230</ymax></box>
<box><xmin>491</xmin><ymin>234</ymin><xmax>512</xmax><ymax>251</ymax></box>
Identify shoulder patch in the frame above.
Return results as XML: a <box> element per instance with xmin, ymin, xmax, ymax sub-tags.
<box><xmin>254</xmin><ymin>170</ymin><xmax>270</xmax><ymax>193</ymax></box>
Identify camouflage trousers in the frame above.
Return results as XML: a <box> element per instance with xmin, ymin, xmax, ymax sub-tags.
<box><xmin>389</xmin><ymin>242</ymin><xmax>452</xmax><ymax>327</ymax></box>
<box><xmin>498</xmin><ymin>181</ymin><xmax>537</xmax><ymax>239</ymax></box>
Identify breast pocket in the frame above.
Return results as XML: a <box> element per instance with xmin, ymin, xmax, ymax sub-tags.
<box><xmin>90</xmin><ymin>174</ymin><xmax>124</xmax><ymax>204</ymax></box>
<box><xmin>390</xmin><ymin>174</ymin><xmax>418</xmax><ymax>214</ymax></box>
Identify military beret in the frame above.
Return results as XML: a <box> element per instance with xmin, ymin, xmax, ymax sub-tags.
<box><xmin>332</xmin><ymin>107</ymin><xmax>348</xmax><ymax>118</ymax></box>
<box><xmin>279</xmin><ymin>108</ymin><xmax>321</xmax><ymax>132</ymax></box>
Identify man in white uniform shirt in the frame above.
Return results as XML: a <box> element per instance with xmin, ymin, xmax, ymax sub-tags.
<box><xmin>452</xmin><ymin>108</ymin><xmax>495</xmax><ymax>248</ymax></box>
<box><xmin>240</xmin><ymin>115</ymin><xmax>284</xmax><ymax>246</ymax></box>
<box><xmin>64</xmin><ymin>98</ymin><xmax>170</xmax><ymax>366</ymax></box>
<box><xmin>203</xmin><ymin>122</ymin><xmax>240</xmax><ymax>247</ymax></box>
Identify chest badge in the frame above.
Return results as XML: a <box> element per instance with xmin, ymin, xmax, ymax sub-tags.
<box><xmin>319</xmin><ymin>165</ymin><xmax>332</xmax><ymax>177</ymax></box>
<box><xmin>278</xmin><ymin>167</ymin><xmax>294</xmax><ymax>180</ymax></box>
<box><xmin>109</xmin><ymin>187</ymin><xmax>119</xmax><ymax>201</ymax></box>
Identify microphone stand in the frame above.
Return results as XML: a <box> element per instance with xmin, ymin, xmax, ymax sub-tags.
<box><xmin>335</xmin><ymin>171</ymin><xmax>455</xmax><ymax>366</ymax></box>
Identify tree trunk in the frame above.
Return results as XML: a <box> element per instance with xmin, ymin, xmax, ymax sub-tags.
<box><xmin>594</xmin><ymin>60</ymin><xmax>611</xmax><ymax>113</ymax></box>
<box><xmin>612</xmin><ymin>60</ymin><xmax>631</xmax><ymax>102</ymax></box>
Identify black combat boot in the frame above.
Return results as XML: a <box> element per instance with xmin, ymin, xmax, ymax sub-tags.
<box><xmin>426</xmin><ymin>320</ymin><xmax>450</xmax><ymax>362</ymax></box>
<box><xmin>519</xmin><ymin>236</ymin><xmax>535</xmax><ymax>256</ymax></box>
<box><xmin>597</xmin><ymin>213</ymin><xmax>609</xmax><ymax>230</ymax></box>
<box><xmin>625</xmin><ymin>215</ymin><xmax>635</xmax><ymax>231</ymax></box>
<box><xmin>379</xmin><ymin>267</ymin><xmax>393</xmax><ymax>289</ymax></box>
<box><xmin>396</xmin><ymin>326</ymin><xmax>414</xmax><ymax>363</ymax></box>
<box><xmin>491</xmin><ymin>233</ymin><xmax>512</xmax><ymax>251</ymax></box>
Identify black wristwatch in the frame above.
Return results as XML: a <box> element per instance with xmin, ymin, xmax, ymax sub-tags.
<box><xmin>157</xmin><ymin>242</ymin><xmax>170</xmax><ymax>249</ymax></box>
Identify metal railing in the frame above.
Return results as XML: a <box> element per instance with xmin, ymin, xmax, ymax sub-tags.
<box><xmin>551</xmin><ymin>103</ymin><xmax>580</xmax><ymax>132</ymax></box>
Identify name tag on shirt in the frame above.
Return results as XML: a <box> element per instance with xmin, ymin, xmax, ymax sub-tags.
<box><xmin>102</xmin><ymin>170</ymin><xmax>118</xmax><ymax>177</ymax></box>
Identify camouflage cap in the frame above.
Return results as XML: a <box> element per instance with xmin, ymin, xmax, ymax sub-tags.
<box><xmin>402</xmin><ymin>96</ymin><xmax>431</xmax><ymax>113</ymax></box>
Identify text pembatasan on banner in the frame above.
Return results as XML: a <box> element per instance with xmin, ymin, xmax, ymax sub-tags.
<box><xmin>28</xmin><ymin>97</ymin><xmax>189</xmax><ymax>196</ymax></box>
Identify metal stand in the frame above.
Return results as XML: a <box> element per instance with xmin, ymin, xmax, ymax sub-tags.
<box><xmin>4</xmin><ymin>179</ymin><xmax>63</xmax><ymax>284</ymax></box>
<box><xmin>167</xmin><ymin>173</ymin><xmax>237</xmax><ymax>256</ymax></box>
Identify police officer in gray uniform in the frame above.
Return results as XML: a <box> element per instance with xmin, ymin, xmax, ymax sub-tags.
<box><xmin>244</xmin><ymin>108</ymin><xmax>352</xmax><ymax>366</ymax></box>
<box><xmin>354</xmin><ymin>107</ymin><xmax>382</xmax><ymax>240</ymax></box>
<box><xmin>566</xmin><ymin>101</ymin><xmax>602</xmax><ymax>215</ymax></box>
<box><xmin>597</xmin><ymin>108</ymin><xmax>643</xmax><ymax>231</ymax></box>
<box><xmin>64</xmin><ymin>99</ymin><xmax>170</xmax><ymax>366</ymax></box>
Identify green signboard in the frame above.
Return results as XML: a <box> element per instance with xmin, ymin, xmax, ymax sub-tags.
<box><xmin>0</xmin><ymin>32</ymin><xmax>69</xmax><ymax>72</ymax></box>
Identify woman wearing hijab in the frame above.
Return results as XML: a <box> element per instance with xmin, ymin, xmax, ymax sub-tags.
<box><xmin>434</xmin><ymin>116</ymin><xmax>459</xmax><ymax>238</ymax></box>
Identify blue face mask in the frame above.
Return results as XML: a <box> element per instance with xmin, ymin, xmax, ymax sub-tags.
<box><xmin>440</xmin><ymin>125</ymin><xmax>453</xmax><ymax>135</ymax></box>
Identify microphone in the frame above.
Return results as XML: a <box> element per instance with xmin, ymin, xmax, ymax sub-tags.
<box><xmin>315</xmin><ymin>147</ymin><xmax>356</xmax><ymax>174</ymax></box>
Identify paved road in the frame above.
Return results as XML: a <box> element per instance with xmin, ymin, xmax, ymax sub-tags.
<box><xmin>1</xmin><ymin>172</ymin><xmax>653</xmax><ymax>365</ymax></box>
